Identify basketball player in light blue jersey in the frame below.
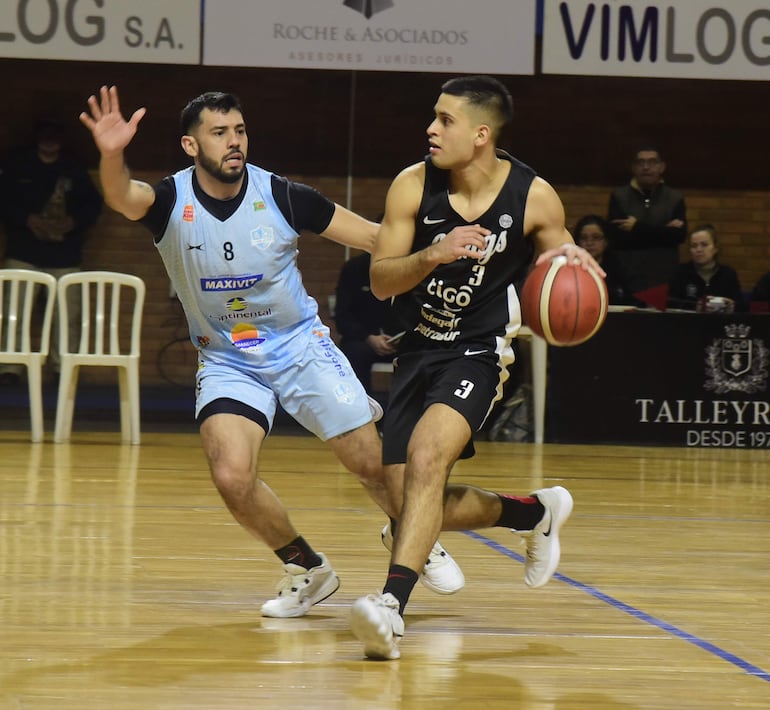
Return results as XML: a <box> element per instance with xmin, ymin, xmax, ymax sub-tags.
<box><xmin>79</xmin><ymin>85</ymin><xmax>464</xmax><ymax>619</ymax></box>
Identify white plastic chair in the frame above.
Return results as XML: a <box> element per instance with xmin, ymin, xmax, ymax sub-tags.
<box><xmin>54</xmin><ymin>271</ymin><xmax>146</xmax><ymax>444</ymax></box>
<box><xmin>0</xmin><ymin>269</ymin><xmax>57</xmax><ymax>442</ymax></box>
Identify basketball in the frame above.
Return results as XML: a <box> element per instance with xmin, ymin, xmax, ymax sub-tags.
<box><xmin>520</xmin><ymin>255</ymin><xmax>608</xmax><ymax>346</ymax></box>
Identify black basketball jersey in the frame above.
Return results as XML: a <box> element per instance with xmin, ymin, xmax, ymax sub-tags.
<box><xmin>392</xmin><ymin>150</ymin><xmax>536</xmax><ymax>355</ymax></box>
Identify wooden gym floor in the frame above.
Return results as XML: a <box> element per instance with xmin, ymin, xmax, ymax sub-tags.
<box><xmin>0</xmin><ymin>427</ymin><xmax>768</xmax><ymax>709</ymax></box>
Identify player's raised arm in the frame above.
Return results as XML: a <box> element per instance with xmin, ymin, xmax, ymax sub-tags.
<box><xmin>79</xmin><ymin>85</ymin><xmax>154</xmax><ymax>221</ymax></box>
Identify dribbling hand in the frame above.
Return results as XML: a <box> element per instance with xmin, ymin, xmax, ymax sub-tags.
<box><xmin>536</xmin><ymin>242</ymin><xmax>606</xmax><ymax>278</ymax></box>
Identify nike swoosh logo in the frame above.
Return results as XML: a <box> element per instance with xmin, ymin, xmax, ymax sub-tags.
<box><xmin>464</xmin><ymin>348</ymin><xmax>487</xmax><ymax>356</ymax></box>
<box><xmin>543</xmin><ymin>512</ymin><xmax>553</xmax><ymax>536</ymax></box>
<box><xmin>423</xmin><ymin>216</ymin><xmax>445</xmax><ymax>225</ymax></box>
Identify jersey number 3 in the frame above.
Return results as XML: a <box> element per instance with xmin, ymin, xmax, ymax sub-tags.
<box><xmin>454</xmin><ymin>379</ymin><xmax>475</xmax><ymax>399</ymax></box>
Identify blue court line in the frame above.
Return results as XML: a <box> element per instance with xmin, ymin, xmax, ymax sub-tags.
<box><xmin>463</xmin><ymin>530</ymin><xmax>770</xmax><ymax>683</ymax></box>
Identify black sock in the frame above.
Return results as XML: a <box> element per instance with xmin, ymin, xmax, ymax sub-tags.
<box><xmin>495</xmin><ymin>493</ymin><xmax>545</xmax><ymax>531</ymax></box>
<box><xmin>274</xmin><ymin>536</ymin><xmax>323</xmax><ymax>570</ymax></box>
<box><xmin>383</xmin><ymin>564</ymin><xmax>419</xmax><ymax>615</ymax></box>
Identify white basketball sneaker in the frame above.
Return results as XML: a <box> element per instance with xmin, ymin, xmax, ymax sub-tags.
<box><xmin>381</xmin><ymin>524</ymin><xmax>465</xmax><ymax>595</ymax></box>
<box><xmin>350</xmin><ymin>592</ymin><xmax>404</xmax><ymax>660</ymax></box>
<box><xmin>260</xmin><ymin>553</ymin><xmax>340</xmax><ymax>618</ymax></box>
<box><xmin>518</xmin><ymin>486</ymin><xmax>573</xmax><ymax>588</ymax></box>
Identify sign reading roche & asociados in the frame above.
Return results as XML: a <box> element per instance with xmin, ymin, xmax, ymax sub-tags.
<box><xmin>202</xmin><ymin>0</ymin><xmax>535</xmax><ymax>75</ymax></box>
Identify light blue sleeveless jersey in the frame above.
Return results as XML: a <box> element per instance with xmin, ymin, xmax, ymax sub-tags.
<box><xmin>154</xmin><ymin>164</ymin><xmax>377</xmax><ymax>439</ymax></box>
<box><xmin>156</xmin><ymin>164</ymin><xmax>319</xmax><ymax>375</ymax></box>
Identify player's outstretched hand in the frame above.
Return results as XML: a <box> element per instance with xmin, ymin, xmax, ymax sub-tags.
<box><xmin>79</xmin><ymin>85</ymin><xmax>146</xmax><ymax>159</ymax></box>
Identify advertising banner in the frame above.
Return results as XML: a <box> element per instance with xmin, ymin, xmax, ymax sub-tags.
<box><xmin>0</xmin><ymin>0</ymin><xmax>200</xmax><ymax>64</ymax></box>
<box><xmin>548</xmin><ymin>312</ymin><xmax>770</xmax><ymax>448</ymax></box>
<box><xmin>203</xmin><ymin>0</ymin><xmax>535</xmax><ymax>75</ymax></box>
<box><xmin>542</xmin><ymin>0</ymin><xmax>770</xmax><ymax>80</ymax></box>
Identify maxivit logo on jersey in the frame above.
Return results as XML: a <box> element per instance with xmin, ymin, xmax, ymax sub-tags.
<box><xmin>542</xmin><ymin>0</ymin><xmax>770</xmax><ymax>80</ymax></box>
<box><xmin>200</xmin><ymin>274</ymin><xmax>263</xmax><ymax>291</ymax></box>
<box><xmin>203</xmin><ymin>1</ymin><xmax>535</xmax><ymax>75</ymax></box>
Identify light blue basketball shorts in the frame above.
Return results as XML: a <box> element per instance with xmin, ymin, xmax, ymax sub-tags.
<box><xmin>195</xmin><ymin>328</ymin><xmax>381</xmax><ymax>440</ymax></box>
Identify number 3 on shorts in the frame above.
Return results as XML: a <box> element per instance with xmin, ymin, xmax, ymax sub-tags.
<box><xmin>454</xmin><ymin>379</ymin><xmax>475</xmax><ymax>399</ymax></box>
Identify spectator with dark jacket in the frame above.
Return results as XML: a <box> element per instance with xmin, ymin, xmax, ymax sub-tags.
<box><xmin>0</xmin><ymin>117</ymin><xmax>102</xmax><ymax>384</ymax></box>
<box><xmin>608</xmin><ymin>147</ymin><xmax>687</xmax><ymax>294</ymax></box>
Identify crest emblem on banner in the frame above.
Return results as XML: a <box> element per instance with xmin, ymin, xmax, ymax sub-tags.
<box><xmin>704</xmin><ymin>323</ymin><xmax>768</xmax><ymax>394</ymax></box>
<box><xmin>343</xmin><ymin>0</ymin><xmax>394</xmax><ymax>19</ymax></box>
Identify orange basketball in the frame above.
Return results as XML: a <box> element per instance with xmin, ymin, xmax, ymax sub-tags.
<box><xmin>520</xmin><ymin>256</ymin><xmax>608</xmax><ymax>346</ymax></box>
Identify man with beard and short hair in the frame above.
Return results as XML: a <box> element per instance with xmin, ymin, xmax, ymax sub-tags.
<box><xmin>79</xmin><ymin>86</ymin><xmax>465</xmax><ymax>620</ymax></box>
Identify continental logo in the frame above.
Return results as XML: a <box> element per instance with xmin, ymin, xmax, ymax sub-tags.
<box><xmin>227</xmin><ymin>297</ymin><xmax>248</xmax><ymax>312</ymax></box>
<box><xmin>207</xmin><ymin>298</ymin><xmax>272</xmax><ymax>322</ymax></box>
<box><xmin>211</xmin><ymin>307</ymin><xmax>273</xmax><ymax>323</ymax></box>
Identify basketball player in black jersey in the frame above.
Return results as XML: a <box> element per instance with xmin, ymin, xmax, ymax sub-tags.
<box><xmin>350</xmin><ymin>75</ymin><xmax>605</xmax><ymax>659</ymax></box>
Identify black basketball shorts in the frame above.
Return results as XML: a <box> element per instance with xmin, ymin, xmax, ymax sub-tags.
<box><xmin>382</xmin><ymin>349</ymin><xmax>506</xmax><ymax>465</ymax></box>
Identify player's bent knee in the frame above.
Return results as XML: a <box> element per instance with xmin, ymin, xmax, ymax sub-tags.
<box><xmin>351</xmin><ymin>458</ymin><xmax>385</xmax><ymax>487</ymax></box>
<box><xmin>406</xmin><ymin>446</ymin><xmax>453</xmax><ymax>480</ymax></box>
<box><xmin>210</xmin><ymin>463</ymin><xmax>256</xmax><ymax>500</ymax></box>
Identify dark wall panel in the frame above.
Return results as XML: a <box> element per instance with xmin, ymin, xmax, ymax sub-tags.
<box><xmin>0</xmin><ymin>58</ymin><xmax>767</xmax><ymax>190</ymax></box>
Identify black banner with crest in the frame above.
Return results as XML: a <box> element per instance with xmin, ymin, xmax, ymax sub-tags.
<box><xmin>548</xmin><ymin>312</ymin><xmax>770</xmax><ymax>448</ymax></box>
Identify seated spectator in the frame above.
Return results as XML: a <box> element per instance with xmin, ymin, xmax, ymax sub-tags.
<box><xmin>334</xmin><ymin>251</ymin><xmax>400</xmax><ymax>393</ymax></box>
<box><xmin>0</xmin><ymin>117</ymin><xmax>102</xmax><ymax>385</ymax></box>
<box><xmin>574</xmin><ymin>214</ymin><xmax>644</xmax><ymax>307</ymax></box>
<box><xmin>667</xmin><ymin>224</ymin><xmax>744</xmax><ymax>311</ymax></box>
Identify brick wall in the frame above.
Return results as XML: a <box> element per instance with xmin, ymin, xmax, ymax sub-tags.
<box><xmin>558</xmin><ymin>184</ymin><xmax>770</xmax><ymax>289</ymax></box>
<box><xmin>1</xmin><ymin>58</ymin><xmax>769</xmax><ymax>386</ymax></box>
<box><xmin>62</xmin><ymin>174</ymin><xmax>767</xmax><ymax>387</ymax></box>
